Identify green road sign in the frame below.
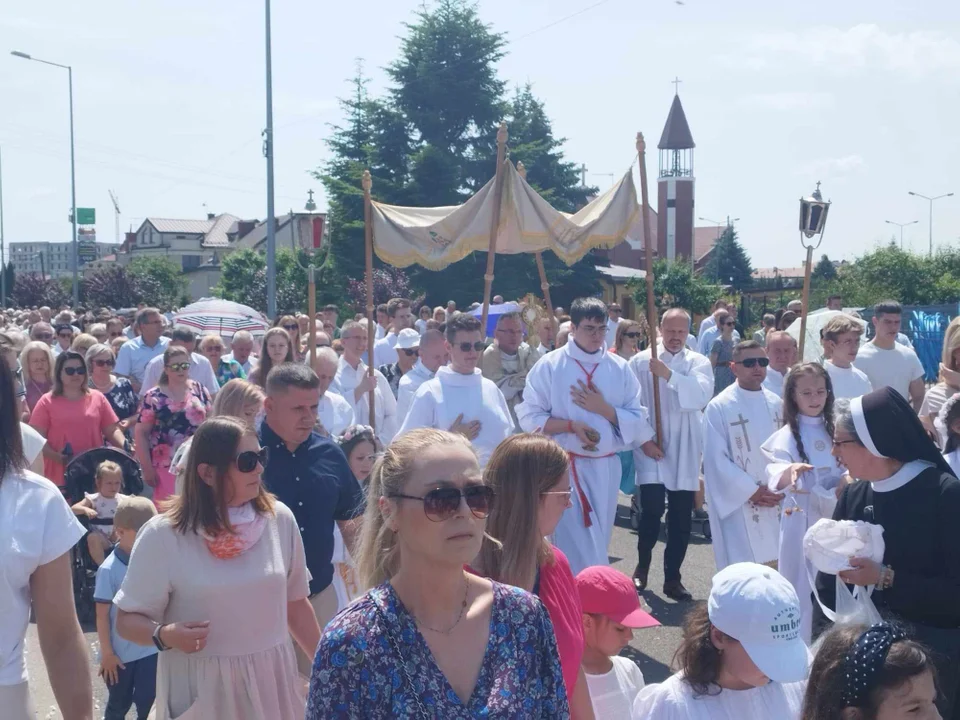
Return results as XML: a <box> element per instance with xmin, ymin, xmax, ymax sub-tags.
<box><xmin>76</xmin><ymin>207</ymin><xmax>95</xmax><ymax>224</ymax></box>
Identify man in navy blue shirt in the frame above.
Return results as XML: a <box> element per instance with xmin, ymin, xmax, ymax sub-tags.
<box><xmin>258</xmin><ymin>362</ymin><xmax>364</xmax><ymax>676</ymax></box>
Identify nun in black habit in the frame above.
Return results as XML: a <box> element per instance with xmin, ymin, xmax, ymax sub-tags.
<box><xmin>815</xmin><ymin>387</ymin><xmax>960</xmax><ymax>719</ymax></box>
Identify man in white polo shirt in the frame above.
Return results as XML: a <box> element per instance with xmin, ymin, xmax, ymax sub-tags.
<box><xmin>854</xmin><ymin>300</ymin><xmax>925</xmax><ymax>410</ymax></box>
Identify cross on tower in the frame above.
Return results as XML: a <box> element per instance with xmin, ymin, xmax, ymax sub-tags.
<box><xmin>730</xmin><ymin>413</ymin><xmax>751</xmax><ymax>451</ymax></box>
<box><xmin>672</xmin><ymin>76</ymin><xmax>682</xmax><ymax>95</ymax></box>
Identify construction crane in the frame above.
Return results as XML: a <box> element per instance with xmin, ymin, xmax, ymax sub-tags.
<box><xmin>108</xmin><ymin>190</ymin><xmax>120</xmax><ymax>245</ymax></box>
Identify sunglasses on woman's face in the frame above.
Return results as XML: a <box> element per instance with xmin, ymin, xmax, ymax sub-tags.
<box><xmin>457</xmin><ymin>342</ymin><xmax>485</xmax><ymax>353</ymax></box>
<box><xmin>93</xmin><ymin>359</ymin><xmax>115</xmax><ymax>368</ymax></box>
<box><xmin>282</xmin><ymin>324</ymin><xmax>299</xmax><ymax>332</ymax></box>
<box><xmin>166</xmin><ymin>362</ymin><xmax>191</xmax><ymax>372</ymax></box>
<box><xmin>63</xmin><ymin>365</ymin><xmax>86</xmax><ymax>376</ymax></box>
<box><xmin>735</xmin><ymin>357</ymin><xmax>770</xmax><ymax>368</ymax></box>
<box><xmin>401</xmin><ymin>348</ymin><xmax>419</xmax><ymax>357</ymax></box>
<box><xmin>624</xmin><ymin>332</ymin><xmax>642</xmax><ymax>339</ymax></box>
<box><xmin>390</xmin><ymin>484</ymin><xmax>495</xmax><ymax>522</ymax></box>
<box><xmin>236</xmin><ymin>447</ymin><xmax>269</xmax><ymax>473</ymax></box>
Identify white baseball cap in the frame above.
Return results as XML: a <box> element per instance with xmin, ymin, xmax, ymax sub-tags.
<box><xmin>395</xmin><ymin>328</ymin><xmax>421</xmax><ymax>350</ymax></box>
<box><xmin>708</xmin><ymin>563</ymin><xmax>809</xmax><ymax>684</ymax></box>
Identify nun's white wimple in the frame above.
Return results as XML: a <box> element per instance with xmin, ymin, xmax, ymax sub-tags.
<box><xmin>851</xmin><ymin>396</ymin><xmax>887</xmax><ymax>458</ymax></box>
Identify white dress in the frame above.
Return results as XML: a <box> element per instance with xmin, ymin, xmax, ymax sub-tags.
<box><xmin>586</xmin><ymin>656</ymin><xmax>645</xmax><ymax>718</ymax></box>
<box><xmin>633</xmin><ymin>673</ymin><xmax>806</xmax><ymax>719</ymax></box>
<box><xmin>760</xmin><ymin>415</ymin><xmax>843</xmax><ymax>643</ymax></box>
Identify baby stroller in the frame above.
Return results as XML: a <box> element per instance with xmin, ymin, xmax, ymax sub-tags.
<box><xmin>64</xmin><ymin>447</ymin><xmax>144</xmax><ymax>624</ymax></box>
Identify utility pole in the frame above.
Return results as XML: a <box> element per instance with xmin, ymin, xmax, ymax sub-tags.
<box><xmin>908</xmin><ymin>191</ymin><xmax>954</xmax><ymax>257</ymax></box>
<box><xmin>109</xmin><ymin>190</ymin><xmax>121</xmax><ymax>245</ymax></box>
<box><xmin>264</xmin><ymin>0</ymin><xmax>277</xmax><ymax>319</ymax></box>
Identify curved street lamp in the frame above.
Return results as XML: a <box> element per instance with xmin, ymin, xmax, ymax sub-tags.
<box><xmin>797</xmin><ymin>182</ymin><xmax>831</xmax><ymax>358</ymax></box>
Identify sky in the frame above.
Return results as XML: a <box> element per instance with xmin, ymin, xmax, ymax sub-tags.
<box><xmin>2</xmin><ymin>0</ymin><xmax>959</xmax><ymax>271</ymax></box>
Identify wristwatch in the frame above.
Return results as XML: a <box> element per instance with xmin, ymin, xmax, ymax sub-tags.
<box><xmin>152</xmin><ymin>623</ymin><xmax>170</xmax><ymax>652</ymax></box>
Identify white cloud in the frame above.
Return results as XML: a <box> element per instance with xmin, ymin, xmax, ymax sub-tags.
<box><xmin>740</xmin><ymin>91</ymin><xmax>832</xmax><ymax>111</ymax></box>
<box><xmin>723</xmin><ymin>24</ymin><xmax>960</xmax><ymax>76</ymax></box>
<box><xmin>799</xmin><ymin>154</ymin><xmax>865</xmax><ymax>179</ymax></box>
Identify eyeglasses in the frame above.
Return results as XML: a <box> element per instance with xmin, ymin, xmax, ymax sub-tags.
<box><xmin>457</xmin><ymin>342</ymin><xmax>485</xmax><ymax>353</ymax></box>
<box><xmin>236</xmin><ymin>447</ymin><xmax>269</xmax><ymax>473</ymax></box>
<box><xmin>577</xmin><ymin>324</ymin><xmax>606</xmax><ymax>336</ymax></box>
<box><xmin>832</xmin><ymin>438</ymin><xmax>859</xmax><ymax>449</ymax></box>
<box><xmin>541</xmin><ymin>489</ymin><xmax>572</xmax><ymax>501</ymax></box>
<box><xmin>624</xmin><ymin>332</ymin><xmax>643</xmax><ymax>339</ymax></box>
<box><xmin>390</xmin><ymin>485</ymin><xmax>495</xmax><ymax>522</ymax></box>
<box><xmin>93</xmin><ymin>359</ymin><xmax>115</xmax><ymax>368</ymax></box>
<box><xmin>63</xmin><ymin>366</ymin><xmax>86</xmax><ymax>376</ymax></box>
<box><xmin>735</xmin><ymin>357</ymin><xmax>770</xmax><ymax>368</ymax></box>
<box><xmin>401</xmin><ymin>348</ymin><xmax>419</xmax><ymax>357</ymax></box>
<box><xmin>723</xmin><ymin>321</ymin><xmax>736</xmax><ymax>327</ymax></box>
<box><xmin>166</xmin><ymin>362</ymin><xmax>191</xmax><ymax>372</ymax></box>
<box><xmin>282</xmin><ymin>324</ymin><xmax>299</xmax><ymax>332</ymax></box>
<box><xmin>206</xmin><ymin>346</ymin><xmax>224</xmax><ymax>353</ymax></box>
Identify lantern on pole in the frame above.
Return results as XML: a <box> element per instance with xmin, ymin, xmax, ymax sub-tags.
<box><xmin>797</xmin><ymin>182</ymin><xmax>831</xmax><ymax>358</ymax></box>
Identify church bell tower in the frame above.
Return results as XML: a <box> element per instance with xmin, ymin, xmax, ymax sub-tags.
<box><xmin>657</xmin><ymin>83</ymin><xmax>696</xmax><ymax>264</ymax></box>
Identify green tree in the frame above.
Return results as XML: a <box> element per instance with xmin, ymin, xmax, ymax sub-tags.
<box><xmin>832</xmin><ymin>243</ymin><xmax>960</xmax><ymax>307</ymax></box>
<box><xmin>83</xmin><ymin>265</ymin><xmax>141</xmax><ymax>309</ymax></box>
<box><xmin>811</xmin><ymin>254</ymin><xmax>837</xmax><ymax>283</ymax></box>
<box><xmin>2</xmin><ymin>262</ymin><xmax>14</xmax><ymax>304</ymax></box>
<box><xmin>126</xmin><ymin>257</ymin><xmax>188</xmax><ymax>310</ymax></box>
<box><xmin>215</xmin><ymin>248</ymin><xmax>327</xmax><ymax>316</ymax></box>
<box><xmin>630</xmin><ymin>258</ymin><xmax>717</xmax><ymax>317</ymax></box>
<box><xmin>12</xmin><ymin>273</ymin><xmax>68</xmax><ymax>309</ymax></box>
<box><xmin>704</xmin><ymin>226</ymin><xmax>754</xmax><ymax>291</ymax></box>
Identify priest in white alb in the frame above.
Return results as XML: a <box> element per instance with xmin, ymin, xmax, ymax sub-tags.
<box><xmin>311</xmin><ymin>347</ymin><xmax>355</xmax><ymax>438</ymax></box>
<box><xmin>702</xmin><ymin>340</ymin><xmax>785</xmax><ymax>570</ymax></box>
<box><xmin>517</xmin><ymin>298</ymin><xmax>658</xmax><ymax>575</ymax></box>
<box><xmin>398</xmin><ymin>313</ymin><xmax>513</xmax><ymax>468</ymax></box>
<box><xmin>629</xmin><ymin>308</ymin><xmax>713</xmax><ymax>602</ymax></box>
<box><xmin>334</xmin><ymin>320</ymin><xmax>398</xmax><ymax>446</ymax></box>
<box><xmin>761</xmin><ymin>331</ymin><xmax>797</xmax><ymax>398</ymax></box>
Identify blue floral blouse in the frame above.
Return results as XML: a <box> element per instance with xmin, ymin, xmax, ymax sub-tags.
<box><xmin>306</xmin><ymin>580</ymin><xmax>570</xmax><ymax>719</ymax></box>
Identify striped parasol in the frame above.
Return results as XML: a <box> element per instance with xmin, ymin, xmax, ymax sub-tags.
<box><xmin>173</xmin><ymin>299</ymin><xmax>269</xmax><ymax>338</ymax></box>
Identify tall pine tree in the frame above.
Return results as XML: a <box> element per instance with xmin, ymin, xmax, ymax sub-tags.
<box><xmin>705</xmin><ymin>226</ymin><xmax>754</xmax><ymax>291</ymax></box>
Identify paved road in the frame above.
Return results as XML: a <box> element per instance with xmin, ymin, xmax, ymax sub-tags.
<box><xmin>25</xmin><ymin>494</ymin><xmax>716</xmax><ymax>717</ymax></box>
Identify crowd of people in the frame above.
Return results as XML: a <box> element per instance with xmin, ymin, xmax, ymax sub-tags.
<box><xmin>0</xmin><ymin>292</ymin><xmax>957</xmax><ymax>719</ymax></box>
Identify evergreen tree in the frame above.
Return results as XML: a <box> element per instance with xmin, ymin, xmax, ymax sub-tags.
<box><xmin>705</xmin><ymin>226</ymin><xmax>754</xmax><ymax>291</ymax></box>
<box><xmin>632</xmin><ymin>257</ymin><xmax>716</xmax><ymax>316</ymax></box>
<box><xmin>2</xmin><ymin>262</ymin><xmax>14</xmax><ymax>304</ymax></box>
<box><xmin>811</xmin><ymin>254</ymin><xmax>837</xmax><ymax>282</ymax></box>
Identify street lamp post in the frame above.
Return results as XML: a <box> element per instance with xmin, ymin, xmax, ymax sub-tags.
<box><xmin>884</xmin><ymin>219</ymin><xmax>919</xmax><ymax>250</ymax></box>
<box><xmin>12</xmin><ymin>51</ymin><xmax>79</xmax><ymax>306</ymax></box>
<box><xmin>698</xmin><ymin>215</ymin><xmax>740</xmax><ymax>240</ymax></box>
<box><xmin>908</xmin><ymin>191</ymin><xmax>954</xmax><ymax>257</ymax></box>
<box><xmin>797</xmin><ymin>182</ymin><xmax>831</xmax><ymax>359</ymax></box>
<box><xmin>263</xmin><ymin>0</ymin><xmax>277</xmax><ymax>320</ymax></box>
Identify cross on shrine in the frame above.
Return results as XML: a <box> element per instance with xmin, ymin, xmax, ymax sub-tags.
<box><xmin>672</xmin><ymin>76</ymin><xmax>682</xmax><ymax>95</ymax></box>
<box><xmin>730</xmin><ymin>413</ymin><xmax>751</xmax><ymax>451</ymax></box>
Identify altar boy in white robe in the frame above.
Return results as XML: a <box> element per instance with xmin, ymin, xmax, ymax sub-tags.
<box><xmin>398</xmin><ymin>313</ymin><xmax>513</xmax><ymax>468</ymax></box>
<box><xmin>629</xmin><ymin>308</ymin><xmax>713</xmax><ymax>602</ymax></box>
<box><xmin>702</xmin><ymin>340</ymin><xmax>785</xmax><ymax>571</ymax></box>
<box><xmin>760</xmin><ymin>362</ymin><xmax>845</xmax><ymax>643</ymax></box>
<box><xmin>517</xmin><ymin>297</ymin><xmax>658</xmax><ymax>575</ymax></box>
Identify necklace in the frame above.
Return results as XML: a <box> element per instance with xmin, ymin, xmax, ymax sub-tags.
<box><xmin>414</xmin><ymin>577</ymin><xmax>469</xmax><ymax>634</ymax></box>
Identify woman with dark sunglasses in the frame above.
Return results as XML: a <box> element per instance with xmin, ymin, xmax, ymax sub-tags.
<box><xmin>475</xmin><ymin>433</ymin><xmax>596</xmax><ymax>719</ymax></box>
<box><xmin>307</xmin><ymin>428</ymin><xmax>569</xmax><ymax>718</ymax></box>
<box><xmin>612</xmin><ymin>319</ymin><xmax>647</xmax><ymax>361</ymax></box>
<box><xmin>709</xmin><ymin>309</ymin><xmax>738</xmax><ymax>396</ymax></box>
<box><xmin>86</xmin><ymin>343</ymin><xmax>139</xmax><ymax>442</ymax></box>
<box><xmin>275</xmin><ymin>315</ymin><xmax>302</xmax><ymax>362</ymax></box>
<box><xmin>135</xmin><ymin>346</ymin><xmax>212</xmax><ymax>502</ymax></box>
<box><xmin>29</xmin><ymin>350</ymin><xmax>125</xmax><ymax>490</ymax></box>
<box><xmin>115</xmin><ymin>416</ymin><xmax>320</xmax><ymax>719</ymax></box>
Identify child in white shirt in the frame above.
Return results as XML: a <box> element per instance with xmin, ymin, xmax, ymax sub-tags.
<box><xmin>72</xmin><ymin>460</ymin><xmax>126</xmax><ymax>566</ymax></box>
<box><xmin>576</xmin><ymin>566</ymin><xmax>659</xmax><ymax>718</ymax></box>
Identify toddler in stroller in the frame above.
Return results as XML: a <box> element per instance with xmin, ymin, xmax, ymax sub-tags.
<box><xmin>71</xmin><ymin>460</ymin><xmax>126</xmax><ymax>566</ymax></box>
<box><xmin>64</xmin><ymin>447</ymin><xmax>144</xmax><ymax>623</ymax></box>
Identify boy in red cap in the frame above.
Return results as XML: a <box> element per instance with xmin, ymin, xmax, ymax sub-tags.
<box><xmin>576</xmin><ymin>565</ymin><xmax>660</xmax><ymax>717</ymax></box>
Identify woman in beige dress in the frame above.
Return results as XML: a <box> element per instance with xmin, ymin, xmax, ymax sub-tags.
<box><xmin>115</xmin><ymin>416</ymin><xmax>320</xmax><ymax>719</ymax></box>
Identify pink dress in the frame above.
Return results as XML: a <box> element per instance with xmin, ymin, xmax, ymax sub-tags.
<box><xmin>114</xmin><ymin>502</ymin><xmax>310</xmax><ymax>720</ymax></box>
<box><xmin>29</xmin><ymin>391</ymin><xmax>119</xmax><ymax>487</ymax></box>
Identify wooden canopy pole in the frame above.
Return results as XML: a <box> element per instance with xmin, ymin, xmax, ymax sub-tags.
<box><xmin>480</xmin><ymin>122</ymin><xmax>509</xmax><ymax>335</ymax></box>
<box><xmin>797</xmin><ymin>245</ymin><xmax>814</xmax><ymax>359</ymax></box>
<box><xmin>362</xmin><ymin>170</ymin><xmax>376</xmax><ymax>431</ymax></box>
<box><xmin>517</xmin><ymin>161</ymin><xmax>557</xmax><ymax>344</ymax></box>
<box><xmin>637</xmin><ymin>133</ymin><xmax>663</xmax><ymax>446</ymax></box>
<box><xmin>307</xmin><ymin>266</ymin><xmax>317</xmax><ymax>367</ymax></box>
